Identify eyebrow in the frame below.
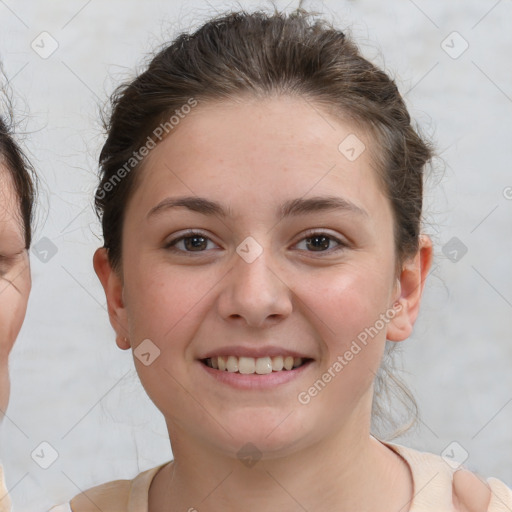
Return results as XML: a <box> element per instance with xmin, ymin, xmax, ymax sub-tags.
<box><xmin>147</xmin><ymin>195</ymin><xmax>368</xmax><ymax>220</ymax></box>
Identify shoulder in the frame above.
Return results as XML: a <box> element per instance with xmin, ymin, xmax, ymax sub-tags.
<box><xmin>52</xmin><ymin>462</ymin><xmax>171</xmax><ymax>512</ymax></box>
<box><xmin>453</xmin><ymin>469</ymin><xmax>512</xmax><ymax>512</ymax></box>
<box><xmin>382</xmin><ymin>441</ymin><xmax>512</xmax><ymax>511</ymax></box>
<box><xmin>67</xmin><ymin>478</ymin><xmax>132</xmax><ymax>512</ymax></box>
<box><xmin>452</xmin><ymin>469</ymin><xmax>491</xmax><ymax>511</ymax></box>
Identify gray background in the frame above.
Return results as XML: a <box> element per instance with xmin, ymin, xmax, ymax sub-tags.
<box><xmin>0</xmin><ymin>0</ymin><xmax>511</xmax><ymax>510</ymax></box>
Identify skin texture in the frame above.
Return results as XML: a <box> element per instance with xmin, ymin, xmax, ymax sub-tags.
<box><xmin>0</xmin><ymin>165</ymin><xmax>31</xmax><ymax>418</ymax></box>
<box><xmin>94</xmin><ymin>95</ymin><xmax>436</xmax><ymax>511</ymax></box>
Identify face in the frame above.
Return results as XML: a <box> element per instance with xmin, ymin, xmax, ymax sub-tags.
<box><xmin>96</xmin><ymin>95</ymin><xmax>431</xmax><ymax>458</ymax></box>
<box><xmin>0</xmin><ymin>166</ymin><xmax>31</xmax><ymax>416</ymax></box>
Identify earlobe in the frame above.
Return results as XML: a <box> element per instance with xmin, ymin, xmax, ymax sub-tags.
<box><xmin>93</xmin><ymin>248</ymin><xmax>131</xmax><ymax>350</ymax></box>
<box><xmin>116</xmin><ymin>335</ymin><xmax>131</xmax><ymax>350</ymax></box>
<box><xmin>386</xmin><ymin>235</ymin><xmax>434</xmax><ymax>342</ymax></box>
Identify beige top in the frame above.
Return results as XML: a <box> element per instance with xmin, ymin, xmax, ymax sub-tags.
<box><xmin>0</xmin><ymin>465</ymin><xmax>12</xmax><ymax>512</ymax></box>
<box><xmin>50</xmin><ymin>442</ymin><xmax>512</xmax><ymax>511</ymax></box>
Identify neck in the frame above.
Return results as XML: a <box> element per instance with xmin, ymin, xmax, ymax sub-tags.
<box><xmin>149</xmin><ymin>412</ymin><xmax>413</xmax><ymax>512</ymax></box>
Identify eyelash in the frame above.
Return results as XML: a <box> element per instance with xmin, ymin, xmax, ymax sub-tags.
<box><xmin>164</xmin><ymin>229</ymin><xmax>347</xmax><ymax>256</ymax></box>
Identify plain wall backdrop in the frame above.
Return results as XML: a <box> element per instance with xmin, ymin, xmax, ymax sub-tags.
<box><xmin>0</xmin><ymin>0</ymin><xmax>511</xmax><ymax>510</ymax></box>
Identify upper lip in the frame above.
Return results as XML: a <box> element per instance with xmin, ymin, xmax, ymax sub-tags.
<box><xmin>199</xmin><ymin>345</ymin><xmax>313</xmax><ymax>360</ymax></box>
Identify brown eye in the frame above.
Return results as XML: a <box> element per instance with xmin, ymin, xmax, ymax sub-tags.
<box><xmin>164</xmin><ymin>231</ymin><xmax>218</xmax><ymax>253</ymax></box>
<box><xmin>182</xmin><ymin>235</ymin><xmax>208</xmax><ymax>251</ymax></box>
<box><xmin>295</xmin><ymin>231</ymin><xmax>346</xmax><ymax>254</ymax></box>
<box><xmin>305</xmin><ymin>235</ymin><xmax>331</xmax><ymax>251</ymax></box>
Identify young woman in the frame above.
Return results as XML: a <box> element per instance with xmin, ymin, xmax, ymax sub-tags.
<box><xmin>53</xmin><ymin>9</ymin><xmax>512</xmax><ymax>512</ymax></box>
<box><xmin>0</xmin><ymin>111</ymin><xmax>35</xmax><ymax>511</ymax></box>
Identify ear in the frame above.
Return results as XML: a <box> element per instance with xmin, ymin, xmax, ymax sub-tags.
<box><xmin>386</xmin><ymin>234</ymin><xmax>433</xmax><ymax>342</ymax></box>
<box><xmin>93</xmin><ymin>248</ymin><xmax>131</xmax><ymax>350</ymax></box>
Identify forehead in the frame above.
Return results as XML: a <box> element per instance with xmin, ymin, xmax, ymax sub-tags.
<box><xmin>127</xmin><ymin>95</ymin><xmax>390</xmax><ymax>226</ymax></box>
<box><xmin>152</xmin><ymin>95</ymin><xmax>369</xmax><ymax>164</ymax></box>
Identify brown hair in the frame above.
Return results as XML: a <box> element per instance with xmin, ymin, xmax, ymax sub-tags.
<box><xmin>0</xmin><ymin>113</ymin><xmax>36</xmax><ymax>248</ymax></box>
<box><xmin>96</xmin><ymin>8</ymin><xmax>433</xmax><ymax>438</ymax></box>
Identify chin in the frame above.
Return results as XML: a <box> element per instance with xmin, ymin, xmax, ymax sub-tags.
<box><xmin>208</xmin><ymin>408</ymin><xmax>313</xmax><ymax>460</ymax></box>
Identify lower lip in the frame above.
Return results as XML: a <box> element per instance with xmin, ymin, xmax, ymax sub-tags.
<box><xmin>198</xmin><ymin>360</ymin><xmax>313</xmax><ymax>390</ymax></box>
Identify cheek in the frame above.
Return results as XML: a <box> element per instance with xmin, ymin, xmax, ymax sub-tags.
<box><xmin>123</xmin><ymin>264</ymin><xmax>212</xmax><ymax>349</ymax></box>
<box><xmin>307</xmin><ymin>263</ymin><xmax>394</xmax><ymax>342</ymax></box>
<box><xmin>299</xmin><ymin>262</ymin><xmax>395</xmax><ymax>405</ymax></box>
<box><xmin>123</xmin><ymin>267</ymin><xmax>212</xmax><ymax>420</ymax></box>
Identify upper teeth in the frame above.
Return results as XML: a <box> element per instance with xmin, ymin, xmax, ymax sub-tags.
<box><xmin>206</xmin><ymin>356</ymin><xmax>304</xmax><ymax>374</ymax></box>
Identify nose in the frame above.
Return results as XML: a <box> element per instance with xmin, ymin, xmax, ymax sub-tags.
<box><xmin>216</xmin><ymin>246</ymin><xmax>293</xmax><ymax>328</ymax></box>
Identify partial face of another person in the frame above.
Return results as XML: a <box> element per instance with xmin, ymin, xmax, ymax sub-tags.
<box><xmin>96</xmin><ymin>95</ymin><xmax>431</xmax><ymax>458</ymax></box>
<box><xmin>0</xmin><ymin>165</ymin><xmax>31</xmax><ymax>416</ymax></box>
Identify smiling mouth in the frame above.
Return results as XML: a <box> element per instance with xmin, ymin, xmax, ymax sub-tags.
<box><xmin>201</xmin><ymin>355</ymin><xmax>312</xmax><ymax>375</ymax></box>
